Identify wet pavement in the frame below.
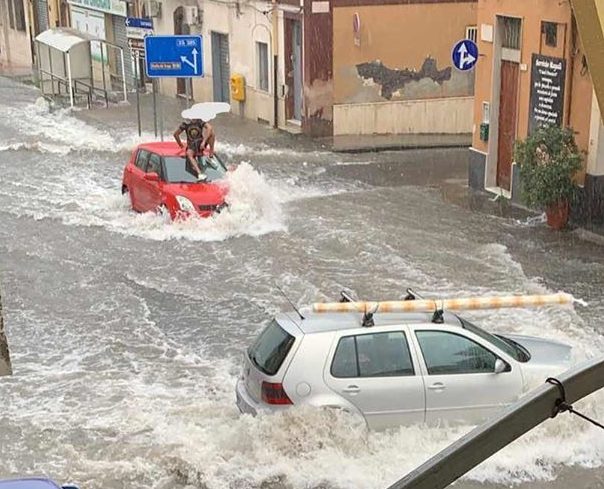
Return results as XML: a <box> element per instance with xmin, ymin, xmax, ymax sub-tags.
<box><xmin>0</xmin><ymin>76</ymin><xmax>603</xmax><ymax>489</ymax></box>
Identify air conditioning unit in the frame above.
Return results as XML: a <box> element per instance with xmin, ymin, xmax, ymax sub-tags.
<box><xmin>148</xmin><ymin>0</ymin><xmax>162</xmax><ymax>18</ymax></box>
<box><xmin>183</xmin><ymin>6</ymin><xmax>199</xmax><ymax>24</ymax></box>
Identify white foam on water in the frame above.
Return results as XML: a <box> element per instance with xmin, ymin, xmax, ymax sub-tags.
<box><xmin>11</xmin><ymin>162</ymin><xmax>287</xmax><ymax>241</ymax></box>
<box><xmin>220</xmin><ymin>141</ymin><xmax>328</xmax><ymax>158</ymax></box>
<box><xmin>0</xmin><ymin>97</ymin><xmax>156</xmax><ymax>154</ymax></box>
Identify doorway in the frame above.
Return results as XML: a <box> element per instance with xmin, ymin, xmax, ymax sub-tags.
<box><xmin>285</xmin><ymin>19</ymin><xmax>302</xmax><ymax>122</ymax></box>
<box><xmin>211</xmin><ymin>32</ymin><xmax>230</xmax><ymax>103</ymax></box>
<box><xmin>496</xmin><ymin>60</ymin><xmax>519</xmax><ymax>190</ymax></box>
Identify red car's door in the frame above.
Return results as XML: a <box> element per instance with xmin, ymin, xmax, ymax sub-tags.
<box><xmin>139</xmin><ymin>152</ymin><xmax>164</xmax><ymax>212</ymax></box>
<box><xmin>128</xmin><ymin>149</ymin><xmax>150</xmax><ymax>211</ymax></box>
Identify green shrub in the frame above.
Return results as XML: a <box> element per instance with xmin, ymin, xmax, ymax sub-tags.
<box><xmin>514</xmin><ymin>125</ymin><xmax>582</xmax><ymax>210</ymax></box>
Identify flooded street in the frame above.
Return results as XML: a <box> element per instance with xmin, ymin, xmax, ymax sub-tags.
<box><xmin>0</xmin><ymin>76</ymin><xmax>603</xmax><ymax>489</ymax></box>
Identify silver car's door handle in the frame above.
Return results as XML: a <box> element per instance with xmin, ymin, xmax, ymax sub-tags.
<box><xmin>342</xmin><ymin>385</ymin><xmax>360</xmax><ymax>394</ymax></box>
<box><xmin>428</xmin><ymin>382</ymin><xmax>446</xmax><ymax>390</ymax></box>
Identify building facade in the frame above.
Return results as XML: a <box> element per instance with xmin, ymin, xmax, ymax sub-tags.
<box><xmin>332</xmin><ymin>0</ymin><xmax>477</xmax><ymax>138</ymax></box>
<box><xmin>0</xmin><ymin>0</ymin><xmax>32</xmax><ymax>68</ymax></box>
<box><xmin>150</xmin><ymin>0</ymin><xmax>477</xmax><ymax>138</ymax></box>
<box><xmin>469</xmin><ymin>0</ymin><xmax>604</xmax><ymax>222</ymax></box>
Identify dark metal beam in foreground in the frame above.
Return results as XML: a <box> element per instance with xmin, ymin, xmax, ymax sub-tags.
<box><xmin>0</xmin><ymin>287</ymin><xmax>12</xmax><ymax>376</ymax></box>
<box><xmin>387</xmin><ymin>356</ymin><xmax>604</xmax><ymax>489</ymax></box>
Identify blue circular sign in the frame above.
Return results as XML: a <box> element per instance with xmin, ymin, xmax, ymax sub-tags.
<box><xmin>452</xmin><ymin>39</ymin><xmax>478</xmax><ymax>71</ymax></box>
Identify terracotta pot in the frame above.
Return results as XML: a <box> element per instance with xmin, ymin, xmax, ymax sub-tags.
<box><xmin>545</xmin><ymin>200</ymin><xmax>569</xmax><ymax>230</ymax></box>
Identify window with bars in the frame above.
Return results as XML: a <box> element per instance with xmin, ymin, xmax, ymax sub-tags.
<box><xmin>502</xmin><ymin>16</ymin><xmax>521</xmax><ymax>49</ymax></box>
<box><xmin>542</xmin><ymin>22</ymin><xmax>558</xmax><ymax>47</ymax></box>
<box><xmin>466</xmin><ymin>26</ymin><xmax>478</xmax><ymax>43</ymax></box>
<box><xmin>7</xmin><ymin>0</ymin><xmax>15</xmax><ymax>30</ymax></box>
<box><xmin>5</xmin><ymin>0</ymin><xmax>26</xmax><ymax>31</ymax></box>
<box><xmin>13</xmin><ymin>0</ymin><xmax>25</xmax><ymax>31</ymax></box>
<box><xmin>256</xmin><ymin>42</ymin><xmax>269</xmax><ymax>92</ymax></box>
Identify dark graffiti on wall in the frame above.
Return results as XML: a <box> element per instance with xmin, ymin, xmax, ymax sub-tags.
<box><xmin>356</xmin><ymin>57</ymin><xmax>451</xmax><ymax>100</ymax></box>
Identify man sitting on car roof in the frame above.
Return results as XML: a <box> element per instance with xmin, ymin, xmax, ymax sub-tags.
<box><xmin>173</xmin><ymin>118</ymin><xmax>216</xmax><ymax>182</ymax></box>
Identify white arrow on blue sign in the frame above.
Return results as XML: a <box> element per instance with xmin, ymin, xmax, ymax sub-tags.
<box><xmin>145</xmin><ymin>35</ymin><xmax>204</xmax><ymax>78</ymax></box>
<box><xmin>125</xmin><ymin>17</ymin><xmax>153</xmax><ymax>29</ymax></box>
<box><xmin>452</xmin><ymin>39</ymin><xmax>478</xmax><ymax>71</ymax></box>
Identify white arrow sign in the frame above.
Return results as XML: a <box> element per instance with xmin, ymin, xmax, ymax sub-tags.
<box><xmin>180</xmin><ymin>48</ymin><xmax>199</xmax><ymax>74</ymax></box>
<box><xmin>457</xmin><ymin>42</ymin><xmax>476</xmax><ymax>70</ymax></box>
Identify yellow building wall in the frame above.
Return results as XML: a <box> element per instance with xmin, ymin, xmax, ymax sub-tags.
<box><xmin>333</xmin><ymin>2</ymin><xmax>477</xmax><ymax>105</ymax></box>
<box><xmin>472</xmin><ymin>0</ymin><xmax>593</xmax><ymax>174</ymax></box>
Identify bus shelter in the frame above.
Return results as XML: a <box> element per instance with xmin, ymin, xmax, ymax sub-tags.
<box><xmin>35</xmin><ymin>28</ymin><xmax>127</xmax><ymax>108</ymax></box>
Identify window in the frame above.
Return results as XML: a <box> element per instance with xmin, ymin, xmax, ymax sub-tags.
<box><xmin>458</xmin><ymin>317</ymin><xmax>530</xmax><ymax>362</ymax></box>
<box><xmin>542</xmin><ymin>22</ymin><xmax>558</xmax><ymax>47</ymax></box>
<box><xmin>416</xmin><ymin>330</ymin><xmax>497</xmax><ymax>375</ymax></box>
<box><xmin>331</xmin><ymin>331</ymin><xmax>415</xmax><ymax>378</ymax></box>
<box><xmin>5</xmin><ymin>0</ymin><xmax>25</xmax><ymax>31</ymax></box>
<box><xmin>501</xmin><ymin>16</ymin><xmax>521</xmax><ymax>49</ymax></box>
<box><xmin>135</xmin><ymin>150</ymin><xmax>150</xmax><ymax>170</ymax></box>
<box><xmin>163</xmin><ymin>156</ymin><xmax>227</xmax><ymax>183</ymax></box>
<box><xmin>256</xmin><ymin>41</ymin><xmax>269</xmax><ymax>92</ymax></box>
<box><xmin>466</xmin><ymin>25</ymin><xmax>478</xmax><ymax>43</ymax></box>
<box><xmin>248</xmin><ymin>320</ymin><xmax>295</xmax><ymax>375</ymax></box>
<box><xmin>146</xmin><ymin>153</ymin><xmax>162</xmax><ymax>175</ymax></box>
<box><xmin>13</xmin><ymin>0</ymin><xmax>25</xmax><ymax>31</ymax></box>
<box><xmin>7</xmin><ymin>0</ymin><xmax>15</xmax><ymax>30</ymax></box>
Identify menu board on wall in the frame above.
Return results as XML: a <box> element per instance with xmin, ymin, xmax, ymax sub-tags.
<box><xmin>528</xmin><ymin>54</ymin><xmax>566</xmax><ymax>133</ymax></box>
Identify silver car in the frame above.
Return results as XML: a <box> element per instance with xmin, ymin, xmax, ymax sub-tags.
<box><xmin>236</xmin><ymin>307</ymin><xmax>572</xmax><ymax>430</ymax></box>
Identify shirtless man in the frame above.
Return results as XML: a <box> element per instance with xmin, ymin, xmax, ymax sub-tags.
<box><xmin>173</xmin><ymin>119</ymin><xmax>216</xmax><ymax>181</ymax></box>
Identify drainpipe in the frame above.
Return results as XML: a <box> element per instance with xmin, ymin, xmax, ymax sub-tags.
<box><xmin>272</xmin><ymin>0</ymin><xmax>278</xmax><ymax>129</ymax></box>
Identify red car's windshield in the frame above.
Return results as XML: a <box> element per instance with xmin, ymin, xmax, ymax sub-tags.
<box><xmin>163</xmin><ymin>155</ymin><xmax>228</xmax><ymax>183</ymax></box>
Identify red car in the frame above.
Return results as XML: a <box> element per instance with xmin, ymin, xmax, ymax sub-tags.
<box><xmin>122</xmin><ymin>142</ymin><xmax>229</xmax><ymax>220</ymax></box>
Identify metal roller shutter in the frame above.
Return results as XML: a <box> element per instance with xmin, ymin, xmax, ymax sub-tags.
<box><xmin>112</xmin><ymin>14</ymin><xmax>133</xmax><ymax>88</ymax></box>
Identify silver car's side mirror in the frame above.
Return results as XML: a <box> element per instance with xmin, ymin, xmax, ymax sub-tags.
<box><xmin>494</xmin><ymin>359</ymin><xmax>507</xmax><ymax>374</ymax></box>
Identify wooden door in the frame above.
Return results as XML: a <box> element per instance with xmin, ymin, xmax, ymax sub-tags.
<box><xmin>497</xmin><ymin>61</ymin><xmax>519</xmax><ymax>190</ymax></box>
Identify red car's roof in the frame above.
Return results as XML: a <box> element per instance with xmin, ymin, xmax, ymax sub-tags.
<box><xmin>136</xmin><ymin>141</ymin><xmax>182</xmax><ymax>156</ymax></box>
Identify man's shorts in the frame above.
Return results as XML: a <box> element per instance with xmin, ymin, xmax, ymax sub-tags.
<box><xmin>187</xmin><ymin>140</ymin><xmax>203</xmax><ymax>154</ymax></box>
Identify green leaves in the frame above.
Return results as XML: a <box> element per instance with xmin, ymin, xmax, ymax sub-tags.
<box><xmin>514</xmin><ymin>125</ymin><xmax>583</xmax><ymax>210</ymax></box>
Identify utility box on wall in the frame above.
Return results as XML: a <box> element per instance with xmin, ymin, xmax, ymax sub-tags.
<box><xmin>230</xmin><ymin>74</ymin><xmax>245</xmax><ymax>102</ymax></box>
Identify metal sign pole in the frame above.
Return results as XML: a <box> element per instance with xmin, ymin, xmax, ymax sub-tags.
<box><xmin>135</xmin><ymin>52</ymin><xmax>142</xmax><ymax>136</ymax></box>
<box><xmin>152</xmin><ymin>78</ymin><xmax>158</xmax><ymax>137</ymax></box>
<box><xmin>185</xmin><ymin>77</ymin><xmax>191</xmax><ymax>108</ymax></box>
<box><xmin>158</xmin><ymin>78</ymin><xmax>164</xmax><ymax>141</ymax></box>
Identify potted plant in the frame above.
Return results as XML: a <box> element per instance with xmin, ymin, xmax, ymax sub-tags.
<box><xmin>514</xmin><ymin>125</ymin><xmax>583</xmax><ymax>230</ymax></box>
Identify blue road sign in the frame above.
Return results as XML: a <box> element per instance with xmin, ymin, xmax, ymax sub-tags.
<box><xmin>452</xmin><ymin>39</ymin><xmax>478</xmax><ymax>71</ymax></box>
<box><xmin>145</xmin><ymin>35</ymin><xmax>203</xmax><ymax>78</ymax></box>
<box><xmin>125</xmin><ymin>17</ymin><xmax>153</xmax><ymax>29</ymax></box>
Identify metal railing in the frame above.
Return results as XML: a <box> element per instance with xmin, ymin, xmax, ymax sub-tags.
<box><xmin>38</xmin><ymin>68</ymin><xmax>110</xmax><ymax>109</ymax></box>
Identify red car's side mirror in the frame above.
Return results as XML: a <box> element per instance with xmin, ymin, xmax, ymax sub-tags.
<box><xmin>144</xmin><ymin>172</ymin><xmax>160</xmax><ymax>182</ymax></box>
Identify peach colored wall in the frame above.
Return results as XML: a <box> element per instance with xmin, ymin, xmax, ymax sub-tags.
<box><xmin>333</xmin><ymin>2</ymin><xmax>477</xmax><ymax>104</ymax></box>
<box><xmin>472</xmin><ymin>0</ymin><xmax>593</xmax><ymax>175</ymax></box>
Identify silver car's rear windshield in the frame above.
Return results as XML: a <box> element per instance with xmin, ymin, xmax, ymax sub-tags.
<box><xmin>163</xmin><ymin>156</ymin><xmax>227</xmax><ymax>183</ymax></box>
<box><xmin>247</xmin><ymin>320</ymin><xmax>295</xmax><ymax>376</ymax></box>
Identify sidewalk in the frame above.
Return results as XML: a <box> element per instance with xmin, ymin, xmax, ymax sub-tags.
<box><xmin>75</xmin><ymin>90</ymin><xmax>470</xmax><ymax>153</ymax></box>
<box><xmin>331</xmin><ymin>133</ymin><xmax>471</xmax><ymax>153</ymax></box>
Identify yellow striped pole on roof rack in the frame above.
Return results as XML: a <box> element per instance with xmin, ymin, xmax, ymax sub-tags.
<box><xmin>311</xmin><ymin>292</ymin><xmax>575</xmax><ymax>314</ymax></box>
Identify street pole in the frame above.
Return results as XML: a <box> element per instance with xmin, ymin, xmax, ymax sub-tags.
<box><xmin>152</xmin><ymin>78</ymin><xmax>158</xmax><ymax>137</ymax></box>
<box><xmin>185</xmin><ymin>77</ymin><xmax>191</xmax><ymax>108</ymax></box>
<box><xmin>158</xmin><ymin>78</ymin><xmax>164</xmax><ymax>141</ymax></box>
<box><xmin>135</xmin><ymin>52</ymin><xmax>142</xmax><ymax>136</ymax></box>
